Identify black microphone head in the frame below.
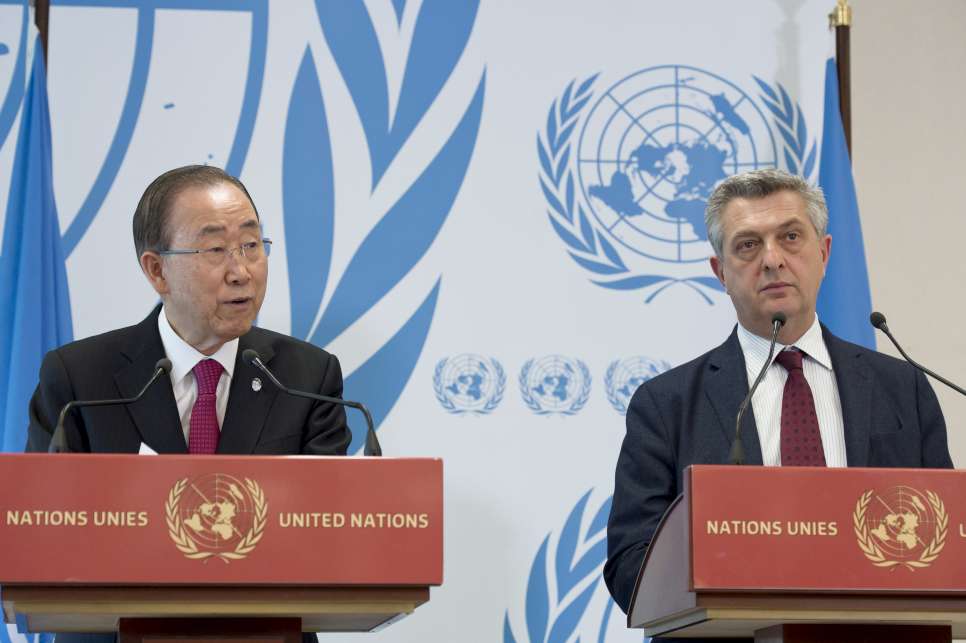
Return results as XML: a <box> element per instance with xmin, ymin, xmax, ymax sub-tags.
<box><xmin>869</xmin><ymin>311</ymin><xmax>887</xmax><ymax>330</ymax></box>
<box><xmin>155</xmin><ymin>358</ymin><xmax>173</xmax><ymax>374</ymax></box>
<box><xmin>242</xmin><ymin>349</ymin><xmax>261</xmax><ymax>366</ymax></box>
<box><xmin>771</xmin><ymin>312</ymin><xmax>787</xmax><ymax>327</ymax></box>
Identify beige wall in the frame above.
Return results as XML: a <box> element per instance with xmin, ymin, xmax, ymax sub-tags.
<box><xmin>851</xmin><ymin>0</ymin><xmax>966</xmax><ymax>464</ymax></box>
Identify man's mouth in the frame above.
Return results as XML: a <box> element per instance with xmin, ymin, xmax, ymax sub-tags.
<box><xmin>225</xmin><ymin>297</ymin><xmax>252</xmax><ymax>306</ymax></box>
<box><xmin>760</xmin><ymin>282</ymin><xmax>792</xmax><ymax>293</ymax></box>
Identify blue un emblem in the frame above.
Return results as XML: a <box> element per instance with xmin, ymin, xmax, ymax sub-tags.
<box><xmin>604</xmin><ymin>356</ymin><xmax>673</xmax><ymax>415</ymax></box>
<box><xmin>578</xmin><ymin>65</ymin><xmax>776</xmax><ymax>263</ymax></box>
<box><xmin>433</xmin><ymin>355</ymin><xmax>506</xmax><ymax>415</ymax></box>
<box><xmin>539</xmin><ymin>65</ymin><xmax>815</xmax><ymax>303</ymax></box>
<box><xmin>519</xmin><ymin>356</ymin><xmax>591</xmax><ymax>416</ymax></box>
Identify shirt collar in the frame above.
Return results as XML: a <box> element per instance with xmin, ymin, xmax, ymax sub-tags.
<box><xmin>157</xmin><ymin>306</ymin><xmax>238</xmax><ymax>385</ymax></box>
<box><xmin>736</xmin><ymin>314</ymin><xmax>832</xmax><ymax>374</ymax></box>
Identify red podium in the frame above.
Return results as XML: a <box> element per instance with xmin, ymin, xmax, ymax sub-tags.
<box><xmin>629</xmin><ymin>465</ymin><xmax>966</xmax><ymax>642</ymax></box>
<box><xmin>0</xmin><ymin>454</ymin><xmax>442</xmax><ymax>641</ymax></box>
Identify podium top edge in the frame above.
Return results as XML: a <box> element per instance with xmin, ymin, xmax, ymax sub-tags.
<box><xmin>0</xmin><ymin>453</ymin><xmax>443</xmax><ymax>463</ymax></box>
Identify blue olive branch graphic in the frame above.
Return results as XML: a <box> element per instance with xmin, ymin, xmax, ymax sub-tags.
<box><xmin>284</xmin><ymin>3</ymin><xmax>484</xmax><ymax>452</ymax></box>
<box><xmin>504</xmin><ymin>491</ymin><xmax>613</xmax><ymax>643</ymax></box>
<box><xmin>754</xmin><ymin>76</ymin><xmax>817</xmax><ymax>180</ymax></box>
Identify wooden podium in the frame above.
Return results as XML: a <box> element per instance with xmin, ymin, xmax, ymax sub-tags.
<box><xmin>629</xmin><ymin>465</ymin><xmax>966</xmax><ymax>642</ymax></box>
<box><xmin>0</xmin><ymin>454</ymin><xmax>442</xmax><ymax>641</ymax></box>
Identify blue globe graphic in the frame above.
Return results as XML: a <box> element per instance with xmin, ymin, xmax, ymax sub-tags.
<box><xmin>614</xmin><ymin>356</ymin><xmax>670</xmax><ymax>401</ymax></box>
<box><xmin>442</xmin><ymin>354</ymin><xmax>496</xmax><ymax>411</ymax></box>
<box><xmin>528</xmin><ymin>356</ymin><xmax>582</xmax><ymax>412</ymax></box>
<box><xmin>577</xmin><ymin>65</ymin><xmax>778</xmax><ymax>264</ymax></box>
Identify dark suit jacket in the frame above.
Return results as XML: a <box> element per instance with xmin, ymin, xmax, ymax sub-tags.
<box><xmin>27</xmin><ymin>306</ymin><xmax>351</xmax><ymax>456</ymax></box>
<box><xmin>26</xmin><ymin>306</ymin><xmax>350</xmax><ymax>643</ymax></box>
<box><xmin>604</xmin><ymin>325</ymin><xmax>952</xmax><ymax>641</ymax></box>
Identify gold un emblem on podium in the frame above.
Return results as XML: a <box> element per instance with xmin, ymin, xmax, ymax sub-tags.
<box><xmin>166</xmin><ymin>473</ymin><xmax>267</xmax><ymax>562</ymax></box>
<box><xmin>853</xmin><ymin>485</ymin><xmax>947</xmax><ymax>570</ymax></box>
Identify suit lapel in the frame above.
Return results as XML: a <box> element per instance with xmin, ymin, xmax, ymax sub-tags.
<box><xmin>217</xmin><ymin>331</ymin><xmax>279</xmax><ymax>454</ymax></box>
<box><xmin>823</xmin><ymin>326</ymin><xmax>872</xmax><ymax>466</ymax></box>
<box><xmin>115</xmin><ymin>308</ymin><xmax>187</xmax><ymax>454</ymax></box>
<box><xmin>704</xmin><ymin>329</ymin><xmax>764</xmax><ymax>465</ymax></box>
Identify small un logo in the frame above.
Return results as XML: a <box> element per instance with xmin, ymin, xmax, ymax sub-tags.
<box><xmin>519</xmin><ymin>355</ymin><xmax>591</xmax><ymax>416</ymax></box>
<box><xmin>604</xmin><ymin>356</ymin><xmax>672</xmax><ymax>414</ymax></box>
<box><xmin>433</xmin><ymin>355</ymin><xmax>506</xmax><ymax>415</ymax></box>
<box><xmin>165</xmin><ymin>473</ymin><xmax>267</xmax><ymax>563</ymax></box>
<box><xmin>853</xmin><ymin>486</ymin><xmax>947</xmax><ymax>571</ymax></box>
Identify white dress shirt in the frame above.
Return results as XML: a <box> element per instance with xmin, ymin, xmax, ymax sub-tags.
<box><xmin>736</xmin><ymin>315</ymin><xmax>848</xmax><ymax>467</ymax></box>
<box><xmin>157</xmin><ymin>307</ymin><xmax>238</xmax><ymax>445</ymax></box>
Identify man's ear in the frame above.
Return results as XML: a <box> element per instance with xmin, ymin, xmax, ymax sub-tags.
<box><xmin>139</xmin><ymin>252</ymin><xmax>169</xmax><ymax>296</ymax></box>
<box><xmin>710</xmin><ymin>254</ymin><xmax>726</xmax><ymax>290</ymax></box>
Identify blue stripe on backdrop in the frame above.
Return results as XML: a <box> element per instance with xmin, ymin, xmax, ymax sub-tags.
<box><xmin>816</xmin><ymin>57</ymin><xmax>875</xmax><ymax>349</ymax></box>
<box><xmin>0</xmin><ymin>34</ymin><xmax>73</xmax><ymax>457</ymax></box>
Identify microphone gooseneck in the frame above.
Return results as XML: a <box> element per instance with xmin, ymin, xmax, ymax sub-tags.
<box><xmin>869</xmin><ymin>311</ymin><xmax>966</xmax><ymax>397</ymax></box>
<box><xmin>730</xmin><ymin>312</ymin><xmax>787</xmax><ymax>465</ymax></box>
<box><xmin>49</xmin><ymin>358</ymin><xmax>172</xmax><ymax>454</ymax></box>
<box><xmin>242</xmin><ymin>349</ymin><xmax>382</xmax><ymax>456</ymax></box>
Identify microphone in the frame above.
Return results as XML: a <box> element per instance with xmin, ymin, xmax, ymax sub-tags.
<box><xmin>730</xmin><ymin>312</ymin><xmax>786</xmax><ymax>465</ymax></box>
<box><xmin>49</xmin><ymin>358</ymin><xmax>172</xmax><ymax>454</ymax></box>
<box><xmin>242</xmin><ymin>349</ymin><xmax>382</xmax><ymax>456</ymax></box>
<box><xmin>870</xmin><ymin>312</ymin><xmax>966</xmax><ymax>397</ymax></box>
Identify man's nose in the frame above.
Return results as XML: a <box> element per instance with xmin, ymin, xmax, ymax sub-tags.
<box><xmin>761</xmin><ymin>239</ymin><xmax>785</xmax><ymax>271</ymax></box>
<box><xmin>225</xmin><ymin>252</ymin><xmax>251</xmax><ymax>283</ymax></box>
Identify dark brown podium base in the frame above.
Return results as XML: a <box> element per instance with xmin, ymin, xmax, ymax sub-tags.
<box><xmin>754</xmin><ymin>624</ymin><xmax>952</xmax><ymax>643</ymax></box>
<box><xmin>119</xmin><ymin>617</ymin><xmax>301</xmax><ymax>643</ymax></box>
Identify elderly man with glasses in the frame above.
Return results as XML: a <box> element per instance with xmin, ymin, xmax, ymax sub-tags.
<box><xmin>26</xmin><ymin>165</ymin><xmax>350</xmax><ymax>461</ymax></box>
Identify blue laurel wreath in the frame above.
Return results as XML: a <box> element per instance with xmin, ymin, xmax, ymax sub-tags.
<box><xmin>432</xmin><ymin>358</ymin><xmax>459</xmax><ymax>413</ymax></box>
<box><xmin>537</xmin><ymin>76</ymin><xmax>725</xmax><ymax>305</ymax></box>
<box><xmin>603</xmin><ymin>360</ymin><xmax>626</xmax><ymax>415</ymax></box>
<box><xmin>753</xmin><ymin>76</ymin><xmax>817</xmax><ymax>180</ymax></box>
<box><xmin>283</xmin><ymin>3</ymin><xmax>485</xmax><ymax>452</ymax></box>
<box><xmin>519</xmin><ymin>358</ymin><xmax>592</xmax><ymax>417</ymax></box>
<box><xmin>432</xmin><ymin>357</ymin><xmax>506</xmax><ymax>415</ymax></box>
<box><xmin>503</xmin><ymin>490</ymin><xmax>613</xmax><ymax>643</ymax></box>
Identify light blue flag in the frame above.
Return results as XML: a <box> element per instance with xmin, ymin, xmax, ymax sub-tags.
<box><xmin>816</xmin><ymin>57</ymin><xmax>875</xmax><ymax>349</ymax></box>
<box><xmin>0</xmin><ymin>33</ymin><xmax>73</xmax><ymax>455</ymax></box>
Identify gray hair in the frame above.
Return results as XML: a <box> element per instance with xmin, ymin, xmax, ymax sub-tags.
<box><xmin>704</xmin><ymin>169</ymin><xmax>828</xmax><ymax>257</ymax></box>
<box><xmin>132</xmin><ymin>165</ymin><xmax>259</xmax><ymax>261</ymax></box>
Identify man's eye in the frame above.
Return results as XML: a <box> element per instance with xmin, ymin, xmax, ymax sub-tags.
<box><xmin>786</xmin><ymin>231</ymin><xmax>800</xmax><ymax>241</ymax></box>
<box><xmin>241</xmin><ymin>241</ymin><xmax>259</xmax><ymax>251</ymax></box>
<box><xmin>206</xmin><ymin>246</ymin><xmax>227</xmax><ymax>255</ymax></box>
<box><xmin>737</xmin><ymin>240</ymin><xmax>757</xmax><ymax>251</ymax></box>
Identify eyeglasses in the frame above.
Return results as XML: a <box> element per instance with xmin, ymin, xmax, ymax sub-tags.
<box><xmin>158</xmin><ymin>239</ymin><xmax>273</xmax><ymax>266</ymax></box>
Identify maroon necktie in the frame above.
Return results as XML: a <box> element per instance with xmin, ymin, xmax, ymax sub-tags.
<box><xmin>188</xmin><ymin>359</ymin><xmax>224</xmax><ymax>454</ymax></box>
<box><xmin>775</xmin><ymin>349</ymin><xmax>826</xmax><ymax>466</ymax></box>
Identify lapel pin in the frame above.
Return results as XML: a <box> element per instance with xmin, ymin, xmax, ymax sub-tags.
<box><xmin>251</xmin><ymin>377</ymin><xmax>262</xmax><ymax>392</ymax></box>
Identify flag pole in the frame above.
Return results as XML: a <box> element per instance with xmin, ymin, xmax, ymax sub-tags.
<box><xmin>829</xmin><ymin>0</ymin><xmax>852</xmax><ymax>159</ymax></box>
<box><xmin>31</xmin><ymin>0</ymin><xmax>50</xmax><ymax>61</ymax></box>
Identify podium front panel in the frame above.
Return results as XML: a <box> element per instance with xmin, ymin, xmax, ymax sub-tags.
<box><xmin>689</xmin><ymin>465</ymin><xmax>966</xmax><ymax>592</ymax></box>
<box><xmin>0</xmin><ymin>454</ymin><xmax>442</xmax><ymax>586</ymax></box>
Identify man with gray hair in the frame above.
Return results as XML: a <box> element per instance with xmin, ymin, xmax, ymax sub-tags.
<box><xmin>604</xmin><ymin>169</ymin><xmax>952</xmax><ymax>635</ymax></box>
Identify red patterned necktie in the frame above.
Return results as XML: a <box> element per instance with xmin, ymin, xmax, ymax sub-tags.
<box><xmin>775</xmin><ymin>349</ymin><xmax>826</xmax><ymax>466</ymax></box>
<box><xmin>188</xmin><ymin>359</ymin><xmax>224</xmax><ymax>454</ymax></box>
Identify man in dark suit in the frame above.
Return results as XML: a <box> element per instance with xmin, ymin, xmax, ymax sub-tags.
<box><xmin>604</xmin><ymin>169</ymin><xmax>952</xmax><ymax>637</ymax></box>
<box><xmin>27</xmin><ymin>165</ymin><xmax>349</xmax><ymax>643</ymax></box>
